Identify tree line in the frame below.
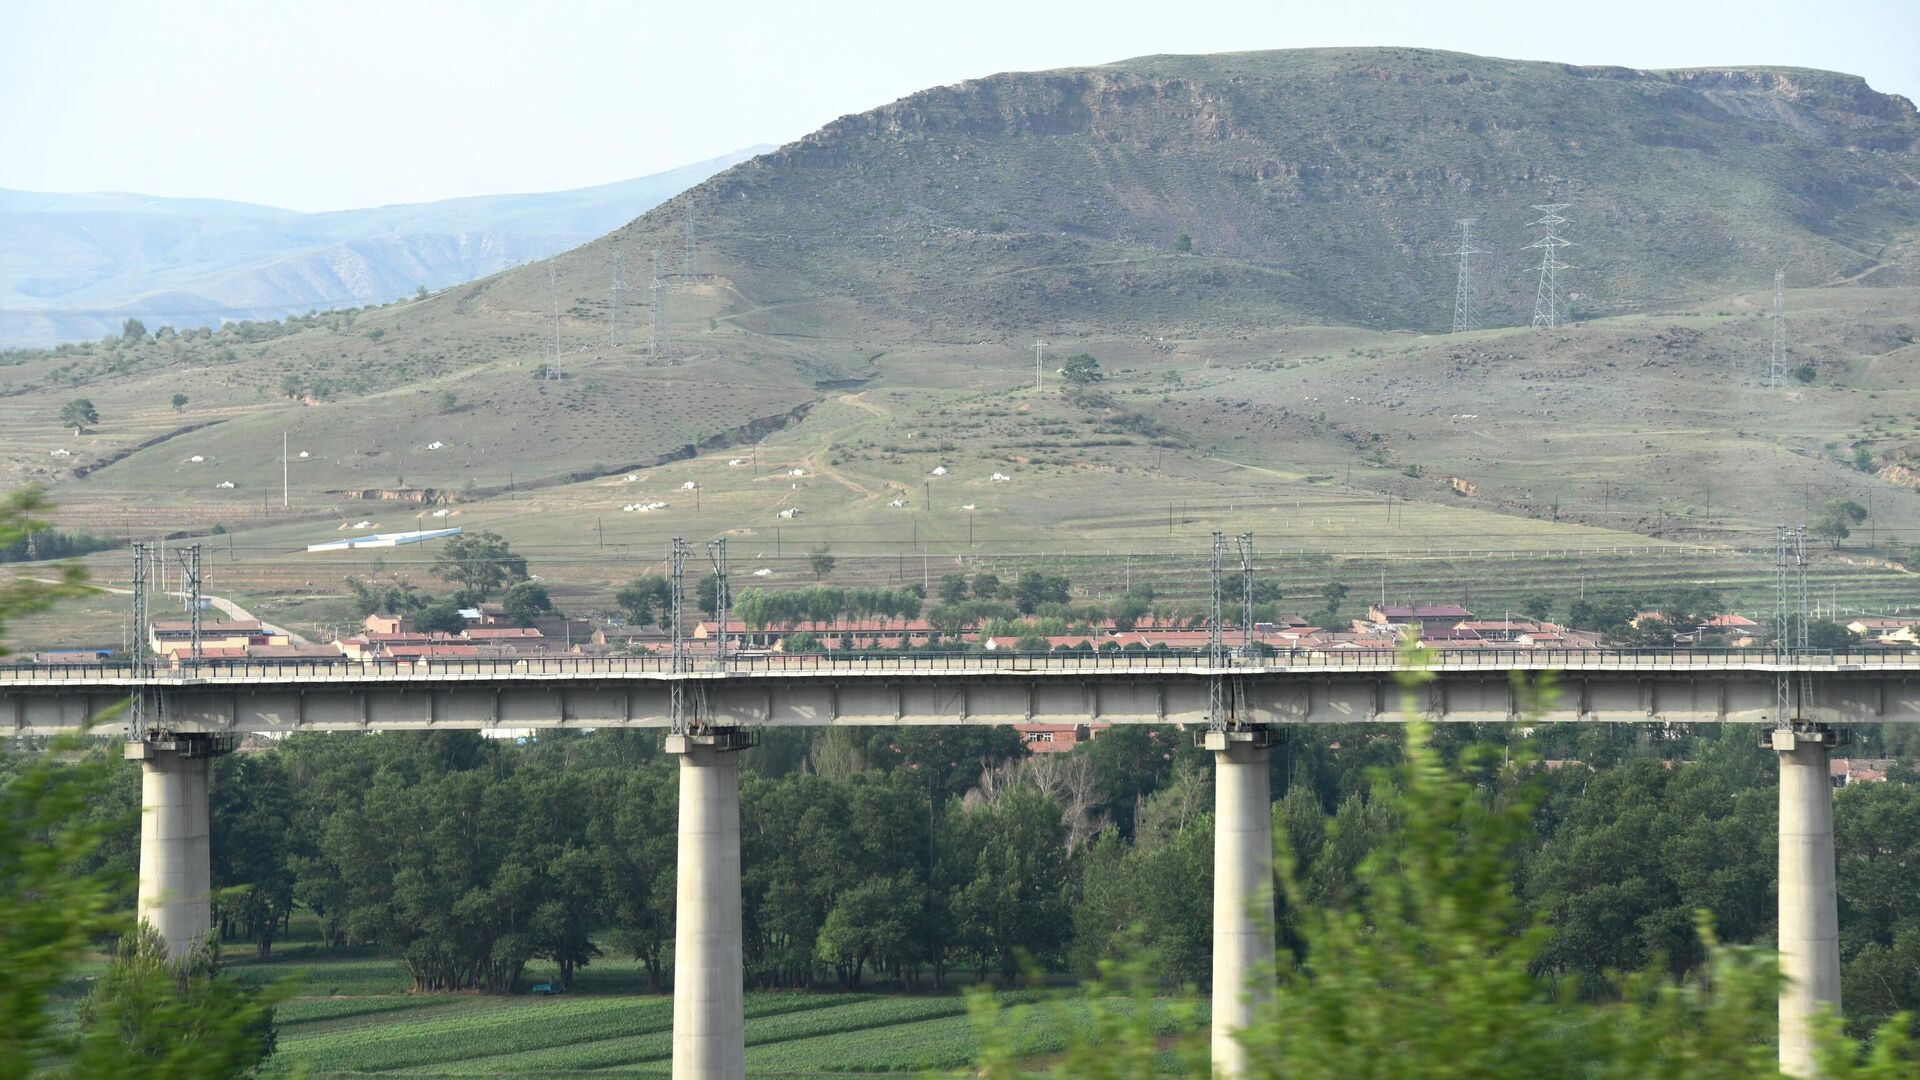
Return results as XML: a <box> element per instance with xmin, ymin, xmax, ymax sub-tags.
<box><xmin>39</xmin><ymin>715</ymin><xmax>1919</xmax><ymax>1041</ymax></box>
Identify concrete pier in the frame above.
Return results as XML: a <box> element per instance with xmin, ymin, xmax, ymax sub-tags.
<box><xmin>667</xmin><ymin>731</ymin><xmax>749</xmax><ymax>1080</ymax></box>
<box><xmin>1205</xmin><ymin>728</ymin><xmax>1276</xmax><ymax>1078</ymax></box>
<box><xmin>125</xmin><ymin>736</ymin><xmax>225</xmax><ymax>959</ymax></box>
<box><xmin>1773</xmin><ymin>725</ymin><xmax>1844</xmax><ymax>1078</ymax></box>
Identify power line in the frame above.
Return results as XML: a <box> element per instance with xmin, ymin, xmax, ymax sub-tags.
<box><xmin>1526</xmin><ymin>204</ymin><xmax>1574</xmax><ymax>329</ymax></box>
<box><xmin>1031</xmin><ymin>340</ymin><xmax>1046</xmax><ymax>392</ymax></box>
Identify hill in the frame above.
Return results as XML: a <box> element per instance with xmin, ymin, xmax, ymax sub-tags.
<box><xmin>3</xmin><ymin>47</ymin><xmax>1919</xmax><ymax>646</ymax></box>
<box><xmin>0</xmin><ymin>147</ymin><xmax>769</xmax><ymax>347</ymax></box>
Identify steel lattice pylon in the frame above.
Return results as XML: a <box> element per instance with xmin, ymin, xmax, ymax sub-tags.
<box><xmin>1527</xmin><ymin>204</ymin><xmax>1573</xmax><ymax>329</ymax></box>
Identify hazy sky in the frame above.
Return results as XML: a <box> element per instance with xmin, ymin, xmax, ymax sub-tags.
<box><xmin>3</xmin><ymin>0</ymin><xmax>1914</xmax><ymax>212</ymax></box>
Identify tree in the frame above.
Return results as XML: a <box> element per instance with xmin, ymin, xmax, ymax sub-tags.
<box><xmin>431</xmin><ymin>529</ymin><xmax>527</xmax><ymax>597</ymax></box>
<box><xmin>696</xmin><ymin>572</ymin><xmax>720</xmax><ymax>616</ymax></box>
<box><xmin>947</xmin><ymin>785</ymin><xmax>1071</xmax><ymax>982</ymax></box>
<box><xmin>414</xmin><ymin>599</ymin><xmax>467</xmax><ymax>635</ymax></box>
<box><xmin>1521</xmin><ymin>595</ymin><xmax>1553</xmax><ymax>621</ymax></box>
<box><xmin>1814</xmin><ymin>498</ymin><xmax>1869</xmax><ymax>549</ymax></box>
<box><xmin>1061</xmin><ymin>353</ymin><xmax>1103</xmax><ymax>385</ymax></box>
<box><xmin>500</xmin><ymin>581</ymin><xmax>553</xmax><ymax>626</ymax></box>
<box><xmin>72</xmin><ymin>927</ymin><xmax>278</xmax><ymax>1077</ymax></box>
<box><xmin>121</xmin><ymin>317</ymin><xmax>148</xmax><ymax>342</ymax></box>
<box><xmin>1174</xmin><ymin>233</ymin><xmax>1193</xmax><ymax>254</ymax></box>
<box><xmin>211</xmin><ymin>753</ymin><xmax>297</xmax><ymax>958</ymax></box>
<box><xmin>1014</xmin><ymin>571</ymin><xmax>1070</xmax><ymax>614</ymax></box>
<box><xmin>0</xmin><ymin>489</ymin><xmax>279</xmax><ymax>1074</ymax></box>
<box><xmin>615</xmin><ymin>574</ymin><xmax>671</xmax><ymax>626</ymax></box>
<box><xmin>973</xmin><ymin>572</ymin><xmax>1002</xmax><ymax>599</ymax></box>
<box><xmin>809</xmin><ymin>545</ymin><xmax>836</xmax><ymax>581</ymax></box>
<box><xmin>973</xmin><ymin>717</ymin><xmax>1920</xmax><ymax>1077</ymax></box>
<box><xmin>60</xmin><ymin>397</ymin><xmax>100</xmax><ymax>435</ymax></box>
<box><xmin>938</xmin><ymin>574</ymin><xmax>971</xmax><ymax>605</ymax></box>
<box><xmin>171</xmin><ymin>393</ymin><xmax>189</xmax><ymax>412</ymax></box>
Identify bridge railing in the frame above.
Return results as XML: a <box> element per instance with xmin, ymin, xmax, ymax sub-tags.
<box><xmin>0</xmin><ymin>647</ymin><xmax>1909</xmax><ymax>685</ymax></box>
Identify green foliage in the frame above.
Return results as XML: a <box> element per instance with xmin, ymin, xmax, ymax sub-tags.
<box><xmin>1014</xmin><ymin>570</ymin><xmax>1071</xmax><ymax>614</ymax></box>
<box><xmin>1173</xmin><ymin>233</ymin><xmax>1193</xmax><ymax>253</ymax></box>
<box><xmin>613</xmin><ymin>573</ymin><xmax>670</xmax><ymax>626</ymax></box>
<box><xmin>431</xmin><ymin>529</ymin><xmax>527</xmax><ymax>598</ymax></box>
<box><xmin>1794</xmin><ymin>365</ymin><xmax>1818</xmax><ymax>383</ymax></box>
<box><xmin>938</xmin><ymin>573</ymin><xmax>971</xmax><ymax>605</ymax></box>
<box><xmin>344</xmin><ymin>574</ymin><xmax>430</xmax><ymax>618</ymax></box>
<box><xmin>414</xmin><ymin>599</ymin><xmax>467</xmax><ymax>635</ymax></box>
<box><xmin>58</xmin><ymin>396</ymin><xmax>99</xmax><ymax>432</ymax></box>
<box><xmin>72</xmin><ymin>925</ymin><xmax>279</xmax><ymax>1077</ymax></box>
<box><xmin>211</xmin><ymin>753</ymin><xmax>298</xmax><ymax>959</ymax></box>
<box><xmin>171</xmin><ymin>392</ymin><xmax>189</xmax><ymax>411</ymax></box>
<box><xmin>732</xmin><ymin>585</ymin><xmax>924</xmax><ymax>632</ymax></box>
<box><xmin>1060</xmin><ymin>353</ymin><xmax>1104</xmax><ymax>385</ymax></box>
<box><xmin>808</xmin><ymin>544</ymin><xmax>836</xmax><ymax>580</ymax></box>
<box><xmin>973</xmin><ymin>571</ymin><xmax>1002</xmax><ymax>599</ymax></box>
<box><xmin>946</xmin><ymin>785</ymin><xmax>1071</xmax><ymax>983</ymax></box>
<box><xmin>121</xmin><ymin>317</ymin><xmax>148</xmax><ymax>342</ymax></box>
<box><xmin>500</xmin><ymin>581</ymin><xmax>553</xmax><ymax>626</ymax></box>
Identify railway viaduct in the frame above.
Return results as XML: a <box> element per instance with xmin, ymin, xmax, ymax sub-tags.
<box><xmin>6</xmin><ymin>649</ymin><xmax>1908</xmax><ymax>1078</ymax></box>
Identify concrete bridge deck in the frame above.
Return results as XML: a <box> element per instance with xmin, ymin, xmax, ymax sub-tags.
<box><xmin>5</xmin><ymin>650</ymin><xmax>1919</xmax><ymax>735</ymax></box>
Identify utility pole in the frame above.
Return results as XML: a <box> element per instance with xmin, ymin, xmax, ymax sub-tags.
<box><xmin>547</xmin><ymin>262</ymin><xmax>561</xmax><ymax>381</ymax></box>
<box><xmin>1527</xmin><ymin>204</ymin><xmax>1573</xmax><ymax>329</ymax></box>
<box><xmin>684</xmin><ymin>204</ymin><xmax>696</xmax><ymax>278</ymax></box>
<box><xmin>707</xmin><ymin>537</ymin><xmax>730</xmax><ymax>665</ymax></box>
<box><xmin>668</xmin><ymin>537</ymin><xmax>687</xmax><ymax>732</ymax></box>
<box><xmin>176</xmin><ymin>544</ymin><xmax>202</xmax><ymax>669</ymax></box>
<box><xmin>610</xmin><ymin>249</ymin><xmax>630</xmax><ymax>346</ymax></box>
<box><xmin>1032</xmin><ymin>340</ymin><xmax>1046</xmax><ymax>392</ymax></box>
<box><xmin>282</xmin><ymin>432</ymin><xmax>289</xmax><ymax>508</ymax></box>
<box><xmin>130</xmin><ymin>543</ymin><xmax>149</xmax><ymax>738</ymax></box>
<box><xmin>1768</xmin><ymin>269</ymin><xmax>1787</xmax><ymax>388</ymax></box>
<box><xmin>1449</xmin><ymin>218</ymin><xmax>1484</xmax><ymax>333</ymax></box>
<box><xmin>1237</xmin><ymin>532</ymin><xmax>1255</xmax><ymax>655</ymax></box>
<box><xmin>649</xmin><ymin>250</ymin><xmax>672</xmax><ymax>362</ymax></box>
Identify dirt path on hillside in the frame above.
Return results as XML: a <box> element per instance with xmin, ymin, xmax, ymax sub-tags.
<box><xmin>800</xmin><ymin>446</ymin><xmax>879</xmax><ymax>499</ymax></box>
<box><xmin>839</xmin><ymin>392</ymin><xmax>890</xmax><ymax>417</ymax></box>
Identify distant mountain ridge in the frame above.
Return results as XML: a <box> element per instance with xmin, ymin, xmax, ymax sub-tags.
<box><xmin>0</xmin><ymin>146</ymin><xmax>771</xmax><ymax>346</ymax></box>
<box><xmin>634</xmin><ymin>49</ymin><xmax>1919</xmax><ymax>336</ymax></box>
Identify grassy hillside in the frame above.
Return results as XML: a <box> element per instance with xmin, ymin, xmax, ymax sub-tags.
<box><xmin>3</xmin><ymin>48</ymin><xmax>1918</xmax><ymax>645</ymax></box>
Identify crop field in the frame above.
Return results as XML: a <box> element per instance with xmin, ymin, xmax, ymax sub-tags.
<box><xmin>167</xmin><ymin>919</ymin><xmax>1199</xmax><ymax>1078</ymax></box>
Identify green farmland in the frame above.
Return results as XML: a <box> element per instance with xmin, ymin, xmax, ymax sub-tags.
<box><xmin>225</xmin><ymin>922</ymin><xmax>1200</xmax><ymax>1077</ymax></box>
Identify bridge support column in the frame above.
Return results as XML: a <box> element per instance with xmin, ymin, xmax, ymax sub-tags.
<box><xmin>1771</xmin><ymin>724</ymin><xmax>1844</xmax><ymax>1078</ymax></box>
<box><xmin>125</xmin><ymin>734</ymin><xmax>230</xmax><ymax>960</ymax></box>
<box><xmin>1204</xmin><ymin>728</ymin><xmax>1276</xmax><ymax>1079</ymax></box>
<box><xmin>667</xmin><ymin>730</ymin><xmax>751</xmax><ymax>1080</ymax></box>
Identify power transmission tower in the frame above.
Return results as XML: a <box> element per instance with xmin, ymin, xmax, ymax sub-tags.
<box><xmin>1775</xmin><ymin>524</ymin><xmax>1813</xmax><ymax>721</ymax></box>
<box><xmin>1031</xmin><ymin>340</ymin><xmax>1046</xmax><ymax>392</ymax></box>
<box><xmin>707</xmin><ymin>537</ymin><xmax>730</xmax><ymax>664</ymax></box>
<box><xmin>1526</xmin><ymin>204</ymin><xmax>1573</xmax><ymax>328</ymax></box>
<box><xmin>1450</xmin><ymin>218</ymin><xmax>1485</xmax><ymax>332</ymax></box>
<box><xmin>1237</xmin><ymin>532</ymin><xmax>1255</xmax><ymax>656</ymax></box>
<box><xmin>668</xmin><ymin>537</ymin><xmax>687</xmax><ymax>733</ymax></box>
<box><xmin>683</xmin><ymin>204</ymin><xmax>696</xmax><ymax>278</ymax></box>
<box><xmin>1768</xmin><ymin>269</ymin><xmax>1787</xmax><ymax>388</ymax></box>
<box><xmin>546</xmin><ymin>262</ymin><xmax>561</xmax><ymax>380</ymax></box>
<box><xmin>610</xmin><ymin>249</ymin><xmax>630</xmax><ymax>346</ymax></box>
<box><xmin>649</xmin><ymin>250</ymin><xmax>672</xmax><ymax>362</ymax></box>
<box><xmin>175</xmin><ymin>544</ymin><xmax>202</xmax><ymax>669</ymax></box>
<box><xmin>1207</xmin><ymin>531</ymin><xmax>1226</xmax><ymax>728</ymax></box>
<box><xmin>131</xmin><ymin>543</ymin><xmax>150</xmax><ymax>738</ymax></box>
